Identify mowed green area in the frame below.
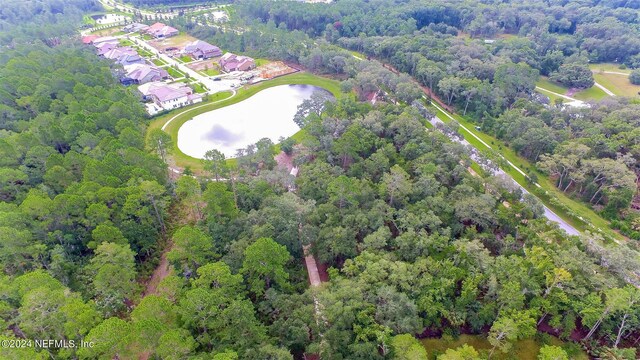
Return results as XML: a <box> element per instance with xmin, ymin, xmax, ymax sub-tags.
<box><xmin>593</xmin><ymin>73</ymin><xmax>640</xmax><ymax>98</ymax></box>
<box><xmin>589</xmin><ymin>62</ymin><xmax>631</xmax><ymax>74</ymax></box>
<box><xmin>147</xmin><ymin>72</ymin><xmax>343</xmax><ymax>172</ymax></box>
<box><xmin>535</xmin><ymin>77</ymin><xmax>608</xmax><ymax>102</ymax></box>
<box><xmin>428</xmin><ymin>103</ymin><xmax>624</xmax><ymax>243</ymax></box>
<box><xmin>421</xmin><ymin>335</ymin><xmax>588</xmax><ymax>360</ymax></box>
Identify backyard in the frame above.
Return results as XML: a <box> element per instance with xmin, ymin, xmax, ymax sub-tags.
<box><xmin>148</xmin><ymin>33</ymin><xmax>199</xmax><ymax>52</ymax></box>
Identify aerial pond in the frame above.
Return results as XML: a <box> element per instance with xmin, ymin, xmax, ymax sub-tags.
<box><xmin>177</xmin><ymin>84</ymin><xmax>331</xmax><ymax>158</ymax></box>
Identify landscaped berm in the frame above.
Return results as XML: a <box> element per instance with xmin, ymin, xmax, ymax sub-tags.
<box><xmin>148</xmin><ymin>72</ymin><xmax>342</xmax><ymax>172</ymax></box>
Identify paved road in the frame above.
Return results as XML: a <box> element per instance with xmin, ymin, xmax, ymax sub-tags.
<box><xmin>129</xmin><ymin>36</ymin><xmax>227</xmax><ymax>94</ymax></box>
<box><xmin>535</xmin><ymin>86</ymin><xmax>587</xmax><ymax>107</ymax></box>
<box><xmin>427</xmin><ymin>102</ymin><xmax>581</xmax><ymax>237</ymax></box>
<box><xmin>593</xmin><ymin>81</ymin><xmax>616</xmax><ymax>96</ymax></box>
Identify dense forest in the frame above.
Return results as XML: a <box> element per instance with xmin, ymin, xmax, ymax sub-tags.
<box><xmin>0</xmin><ymin>0</ymin><xmax>100</xmax><ymax>45</ymax></box>
<box><xmin>1</xmin><ymin>0</ymin><xmax>640</xmax><ymax>359</ymax></box>
<box><xmin>172</xmin><ymin>0</ymin><xmax>640</xmax><ymax>240</ymax></box>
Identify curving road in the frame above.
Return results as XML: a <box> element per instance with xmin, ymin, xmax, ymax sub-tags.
<box><xmin>427</xmin><ymin>101</ymin><xmax>581</xmax><ymax>236</ymax></box>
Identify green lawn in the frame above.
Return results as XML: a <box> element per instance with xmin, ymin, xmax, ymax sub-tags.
<box><xmin>151</xmin><ymin>58</ymin><xmax>166</xmax><ymax>66</ymax></box>
<box><xmin>255</xmin><ymin>58</ymin><xmax>270</xmax><ymax>67</ymax></box>
<box><xmin>536</xmin><ymin>77</ymin><xmax>568</xmax><ymax>94</ymax></box>
<box><xmin>179</xmin><ymin>55</ymin><xmax>193</xmax><ymax>63</ymax></box>
<box><xmin>133</xmin><ymin>46</ymin><xmax>153</xmax><ymax>58</ymax></box>
<box><xmin>428</xmin><ymin>102</ymin><xmax>624</xmax><ymax>243</ymax></box>
<box><xmin>536</xmin><ymin>76</ymin><xmax>609</xmax><ymax>102</ymax></box>
<box><xmin>593</xmin><ymin>73</ymin><xmax>640</xmax><ymax>98</ymax></box>
<box><xmin>166</xmin><ymin>67</ymin><xmax>185</xmax><ymax>79</ymax></box>
<box><xmin>190</xmin><ymin>82</ymin><xmax>207</xmax><ymax>94</ymax></box>
<box><xmin>142</xmin><ymin>34</ymin><xmax>153</xmax><ymax>41</ymax></box>
<box><xmin>589</xmin><ymin>62</ymin><xmax>631</xmax><ymax>74</ymax></box>
<box><xmin>201</xmin><ymin>67</ymin><xmax>220</xmax><ymax>76</ymax></box>
<box><xmin>147</xmin><ymin>72</ymin><xmax>343</xmax><ymax>173</ymax></box>
<box><xmin>422</xmin><ymin>334</ymin><xmax>587</xmax><ymax>360</ymax></box>
<box><xmin>119</xmin><ymin>39</ymin><xmax>134</xmax><ymax>46</ymax></box>
<box><xmin>573</xmin><ymin>85</ymin><xmax>608</xmax><ymax>101</ymax></box>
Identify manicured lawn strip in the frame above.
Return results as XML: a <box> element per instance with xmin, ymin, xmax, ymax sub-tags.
<box><xmin>119</xmin><ymin>39</ymin><xmax>134</xmax><ymax>46</ymax></box>
<box><xmin>148</xmin><ymin>72</ymin><xmax>343</xmax><ymax>173</ymax></box>
<box><xmin>134</xmin><ymin>46</ymin><xmax>154</xmax><ymax>58</ymax></box>
<box><xmin>166</xmin><ymin>67</ymin><xmax>185</xmax><ymax>79</ymax></box>
<box><xmin>151</xmin><ymin>58</ymin><xmax>166</xmax><ymax>66</ymax></box>
<box><xmin>179</xmin><ymin>55</ymin><xmax>193</xmax><ymax>63</ymax></box>
<box><xmin>190</xmin><ymin>82</ymin><xmax>207</xmax><ymax>93</ymax></box>
<box><xmin>429</xmin><ymin>104</ymin><xmax>623</xmax><ymax>243</ymax></box>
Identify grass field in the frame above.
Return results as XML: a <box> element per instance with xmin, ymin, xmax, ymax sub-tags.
<box><xmin>428</xmin><ymin>103</ymin><xmax>624</xmax><ymax>243</ymax></box>
<box><xmin>421</xmin><ymin>334</ymin><xmax>588</xmax><ymax>360</ymax></box>
<box><xmin>589</xmin><ymin>62</ymin><xmax>631</xmax><ymax>74</ymax></box>
<box><xmin>536</xmin><ymin>77</ymin><xmax>608</xmax><ymax>102</ymax></box>
<box><xmin>593</xmin><ymin>73</ymin><xmax>640</xmax><ymax>98</ymax></box>
<box><xmin>147</xmin><ymin>72</ymin><xmax>343</xmax><ymax>173</ymax></box>
<box><xmin>573</xmin><ymin>85</ymin><xmax>608</xmax><ymax>101</ymax></box>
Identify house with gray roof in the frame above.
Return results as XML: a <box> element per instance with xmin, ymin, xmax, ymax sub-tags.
<box><xmin>183</xmin><ymin>40</ymin><xmax>222</xmax><ymax>60</ymax></box>
<box><xmin>145</xmin><ymin>22</ymin><xmax>179</xmax><ymax>39</ymax></box>
<box><xmin>219</xmin><ymin>52</ymin><xmax>256</xmax><ymax>72</ymax></box>
<box><xmin>138</xmin><ymin>82</ymin><xmax>203</xmax><ymax>113</ymax></box>
<box><xmin>102</xmin><ymin>47</ymin><xmax>145</xmax><ymax>66</ymax></box>
<box><xmin>122</xmin><ymin>63</ymin><xmax>169</xmax><ymax>84</ymax></box>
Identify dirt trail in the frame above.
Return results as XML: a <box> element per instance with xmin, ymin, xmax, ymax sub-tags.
<box><xmin>143</xmin><ymin>245</ymin><xmax>173</xmax><ymax>297</ymax></box>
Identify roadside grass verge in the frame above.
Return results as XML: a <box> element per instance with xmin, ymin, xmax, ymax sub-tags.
<box><xmin>147</xmin><ymin>72</ymin><xmax>343</xmax><ymax>173</ymax></box>
<box><xmin>166</xmin><ymin>67</ymin><xmax>185</xmax><ymax>79</ymax></box>
<box><xmin>152</xmin><ymin>58</ymin><xmax>166</xmax><ymax>66</ymax></box>
<box><xmin>428</xmin><ymin>104</ymin><xmax>624</xmax><ymax>243</ymax></box>
<box><xmin>189</xmin><ymin>82</ymin><xmax>207</xmax><ymax>93</ymax></box>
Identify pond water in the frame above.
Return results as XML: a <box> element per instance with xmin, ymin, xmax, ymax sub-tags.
<box><xmin>177</xmin><ymin>84</ymin><xmax>331</xmax><ymax>159</ymax></box>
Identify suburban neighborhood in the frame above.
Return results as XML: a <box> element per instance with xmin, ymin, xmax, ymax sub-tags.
<box><xmin>81</xmin><ymin>20</ymin><xmax>287</xmax><ymax>115</ymax></box>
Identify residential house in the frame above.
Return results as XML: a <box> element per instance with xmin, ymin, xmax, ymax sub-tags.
<box><xmin>122</xmin><ymin>63</ymin><xmax>169</xmax><ymax>85</ymax></box>
<box><xmin>183</xmin><ymin>40</ymin><xmax>222</xmax><ymax>60</ymax></box>
<box><xmin>81</xmin><ymin>35</ymin><xmax>99</xmax><ymax>44</ymax></box>
<box><xmin>145</xmin><ymin>23</ymin><xmax>179</xmax><ymax>39</ymax></box>
<box><xmin>102</xmin><ymin>47</ymin><xmax>145</xmax><ymax>66</ymax></box>
<box><xmin>138</xmin><ymin>82</ymin><xmax>203</xmax><ymax>112</ymax></box>
<box><xmin>95</xmin><ymin>41</ymin><xmax>119</xmax><ymax>56</ymax></box>
<box><xmin>92</xmin><ymin>36</ymin><xmax>118</xmax><ymax>45</ymax></box>
<box><xmin>219</xmin><ymin>53</ymin><xmax>256</xmax><ymax>72</ymax></box>
<box><xmin>123</xmin><ymin>23</ymin><xmax>149</xmax><ymax>33</ymax></box>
